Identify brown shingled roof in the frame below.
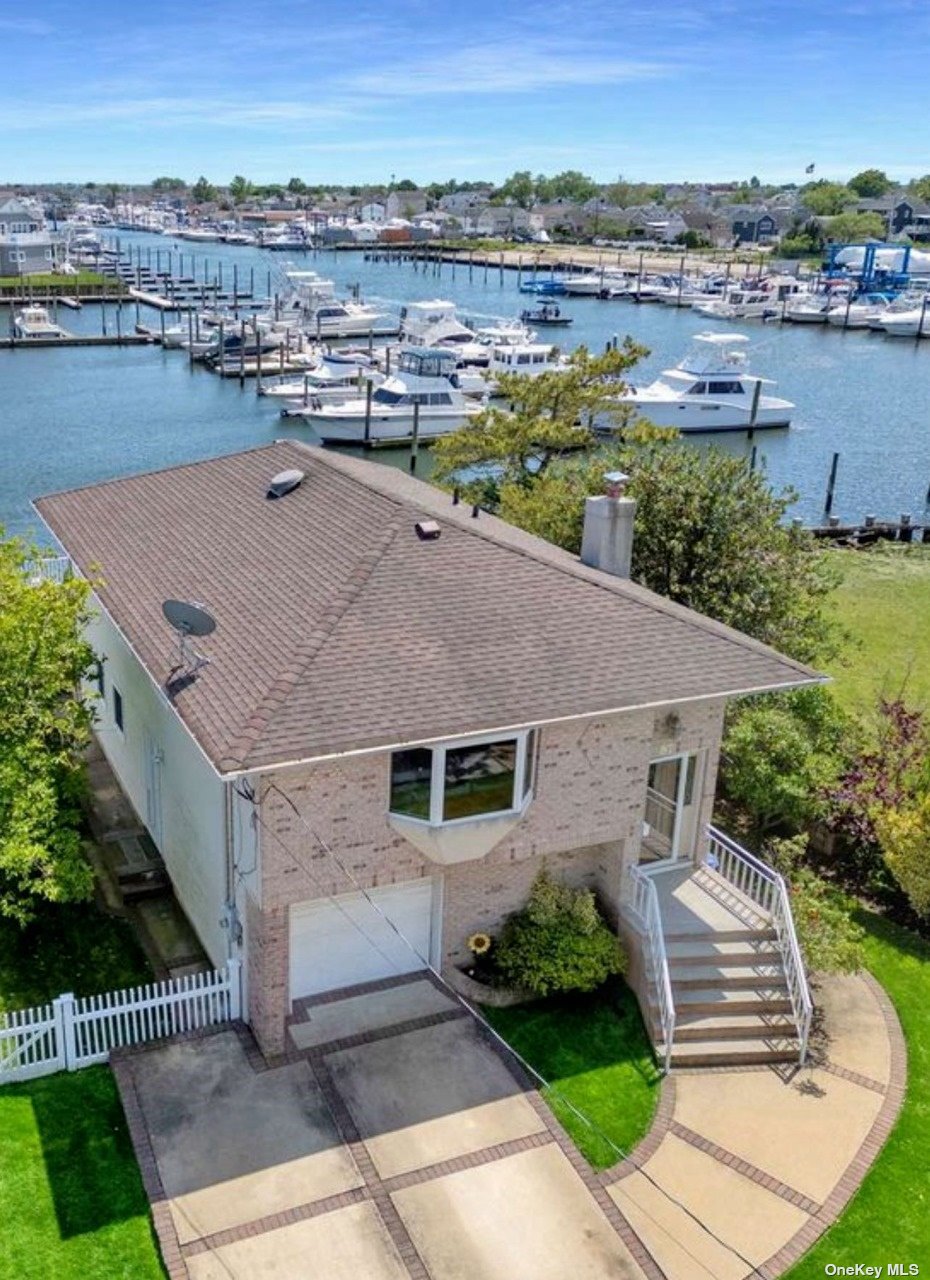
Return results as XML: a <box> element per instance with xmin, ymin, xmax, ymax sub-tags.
<box><xmin>35</xmin><ymin>441</ymin><xmax>820</xmax><ymax>774</ymax></box>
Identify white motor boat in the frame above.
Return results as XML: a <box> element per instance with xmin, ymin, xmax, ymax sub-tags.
<box><xmin>825</xmin><ymin>294</ymin><xmax>894</xmax><ymax>329</ymax></box>
<box><xmin>878</xmin><ymin>306</ymin><xmax>930</xmax><ymax>338</ymax></box>
<box><xmin>611</xmin><ymin>333</ymin><xmax>793</xmax><ymax>433</ymax></box>
<box><xmin>293</xmin><ymin>347</ymin><xmax>484</xmax><ymax>443</ymax></box>
<box><xmin>693</xmin><ymin>288</ymin><xmax>779</xmax><ymax>320</ymax></box>
<box><xmin>12</xmin><ymin>305</ymin><xmax>68</xmax><ymax>339</ymax></box>
<box><xmin>265</xmin><ymin>353</ymin><xmax>384</xmax><ymax>402</ymax></box>
<box><xmin>281</xmin><ymin>271</ymin><xmax>395</xmax><ymax>338</ymax></box>
<box><xmin>784</xmin><ymin>295</ymin><xmax>835</xmax><ymax>324</ymax></box>
<box><xmin>454</xmin><ymin>341</ymin><xmax>567</xmax><ymax>397</ymax></box>
<box><xmin>562</xmin><ymin>272</ymin><xmax>605</xmax><ymax>296</ymax></box>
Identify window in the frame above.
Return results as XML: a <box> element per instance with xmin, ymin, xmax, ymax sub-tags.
<box><xmin>690</xmin><ymin>382</ymin><xmax>707</xmax><ymax>395</ymax></box>
<box><xmin>390</xmin><ymin>730</ymin><xmax>538</xmax><ymax>825</ymax></box>
<box><xmin>708</xmin><ymin>380</ymin><xmax>743</xmax><ymax>395</ymax></box>
<box><xmin>113</xmin><ymin>687</ymin><xmax>124</xmax><ymax>732</ymax></box>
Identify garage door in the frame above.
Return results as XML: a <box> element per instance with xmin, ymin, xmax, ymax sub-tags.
<box><xmin>289</xmin><ymin>879</ymin><xmax>438</xmax><ymax>1001</ymax></box>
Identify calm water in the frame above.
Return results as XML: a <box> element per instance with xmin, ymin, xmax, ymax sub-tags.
<box><xmin>3</xmin><ymin>231</ymin><xmax>930</xmax><ymax>544</ymax></box>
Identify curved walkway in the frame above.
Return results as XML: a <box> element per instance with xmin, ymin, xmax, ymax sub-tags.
<box><xmin>603</xmin><ymin>971</ymin><xmax>906</xmax><ymax>1280</ymax></box>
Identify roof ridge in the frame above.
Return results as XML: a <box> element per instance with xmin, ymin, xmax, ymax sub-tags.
<box><xmin>217</xmin><ymin>509</ymin><xmax>405</xmax><ymax>772</ymax></box>
<box><xmin>285</xmin><ymin>443</ymin><xmax>819</xmax><ymax>684</ymax></box>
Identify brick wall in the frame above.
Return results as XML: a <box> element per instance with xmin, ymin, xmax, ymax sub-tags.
<box><xmin>244</xmin><ymin>698</ymin><xmax>727</xmax><ymax>1053</ymax></box>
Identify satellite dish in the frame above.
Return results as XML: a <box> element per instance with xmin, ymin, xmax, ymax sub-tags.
<box><xmin>162</xmin><ymin>599</ymin><xmax>216</xmax><ymax>688</ymax></box>
<box><xmin>162</xmin><ymin>599</ymin><xmax>217</xmax><ymax>637</ymax></box>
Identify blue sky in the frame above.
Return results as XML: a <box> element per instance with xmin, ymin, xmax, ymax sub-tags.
<box><xmin>1</xmin><ymin>0</ymin><xmax>926</xmax><ymax>186</ymax></box>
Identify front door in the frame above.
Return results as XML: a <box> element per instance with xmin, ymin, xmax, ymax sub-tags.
<box><xmin>641</xmin><ymin>753</ymin><xmax>699</xmax><ymax>863</ymax></box>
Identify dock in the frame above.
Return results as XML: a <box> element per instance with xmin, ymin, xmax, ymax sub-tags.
<box><xmin>0</xmin><ymin>334</ymin><xmax>153</xmax><ymax>350</ymax></box>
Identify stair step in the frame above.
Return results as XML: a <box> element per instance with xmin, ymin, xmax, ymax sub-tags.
<box><xmin>675</xmin><ymin>1014</ymin><xmax>798</xmax><ymax>1043</ymax></box>
<box><xmin>667</xmin><ymin>1040</ymin><xmax>801</xmax><ymax>1068</ymax></box>
<box><xmin>672</xmin><ymin>988</ymin><xmax>794</xmax><ymax>1017</ymax></box>
<box><xmin>672</xmin><ymin>966</ymin><xmax>788</xmax><ymax>991</ymax></box>
<box><xmin>668</xmin><ymin>946</ymin><xmax>782</xmax><ymax>969</ymax></box>
<box><xmin>663</xmin><ymin>926</ymin><xmax>777</xmax><ymax>944</ymax></box>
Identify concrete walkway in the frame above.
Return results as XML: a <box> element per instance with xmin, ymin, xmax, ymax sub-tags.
<box><xmin>115</xmin><ymin>970</ymin><xmax>903</xmax><ymax>1280</ymax></box>
<box><xmin>605</xmin><ymin>971</ymin><xmax>905</xmax><ymax>1279</ymax></box>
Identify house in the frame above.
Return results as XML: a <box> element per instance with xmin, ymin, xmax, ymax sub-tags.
<box><xmin>725</xmin><ymin>205</ymin><xmax>780</xmax><ymax>244</ymax></box>
<box><xmin>0</xmin><ymin>196</ymin><xmax>60</xmax><ymax>275</ymax></box>
<box><xmin>35</xmin><ymin>443</ymin><xmax>818</xmax><ymax>1063</ymax></box>
<box><xmin>358</xmin><ymin>201</ymin><xmax>387</xmax><ymax>224</ymax></box>
<box><xmin>854</xmin><ymin>193</ymin><xmax>916</xmax><ymax>236</ymax></box>
<box><xmin>437</xmin><ymin>189</ymin><xmax>492</xmax><ymax>216</ymax></box>
<box><xmin>387</xmin><ymin>190</ymin><xmax>428</xmax><ymax>220</ymax></box>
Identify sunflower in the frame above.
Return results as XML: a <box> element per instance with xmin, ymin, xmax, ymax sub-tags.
<box><xmin>466</xmin><ymin>932</ymin><xmax>492</xmax><ymax>956</ymax></box>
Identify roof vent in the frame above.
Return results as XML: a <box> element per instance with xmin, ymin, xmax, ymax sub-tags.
<box><xmin>267</xmin><ymin>468</ymin><xmax>305</xmax><ymax>500</ymax></box>
<box><xmin>415</xmin><ymin>519</ymin><xmax>441</xmax><ymax>541</ymax></box>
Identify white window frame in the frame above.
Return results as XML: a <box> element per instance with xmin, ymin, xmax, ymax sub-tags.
<box><xmin>390</xmin><ymin>729</ymin><xmax>537</xmax><ymax>828</ymax></box>
<box><xmin>644</xmin><ymin>750</ymin><xmax>699</xmax><ymax>862</ymax></box>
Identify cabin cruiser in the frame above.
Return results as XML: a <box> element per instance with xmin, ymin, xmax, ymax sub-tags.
<box><xmin>784</xmin><ymin>295</ymin><xmax>835</xmax><ymax>324</ymax></box>
<box><xmin>292</xmin><ymin>347</ymin><xmax>484</xmax><ymax>443</ymax></box>
<box><xmin>877</xmin><ymin>304</ymin><xmax>930</xmax><ymax>337</ymax></box>
<box><xmin>265</xmin><ymin>353</ymin><xmax>384</xmax><ymax>403</ymax></box>
<box><xmin>825</xmin><ymin>294</ymin><xmax>894</xmax><ymax>329</ymax></box>
<box><xmin>562</xmin><ymin>272</ymin><xmax>605</xmax><ymax>296</ymax></box>
<box><xmin>694</xmin><ymin>288</ymin><xmax>779</xmax><ymax>320</ymax></box>
<box><xmin>399</xmin><ymin>301</ymin><xmax>530</xmax><ymax>365</ymax></box>
<box><xmin>454</xmin><ymin>341</ymin><xmax>567</xmax><ymax>397</ymax></box>
<box><xmin>280</xmin><ymin>271</ymin><xmax>395</xmax><ymax>338</ymax></box>
<box><xmin>12</xmin><ymin>305</ymin><xmax>68</xmax><ymax>339</ymax></box>
<box><xmin>608</xmin><ymin>333</ymin><xmax>793</xmax><ymax>433</ymax></box>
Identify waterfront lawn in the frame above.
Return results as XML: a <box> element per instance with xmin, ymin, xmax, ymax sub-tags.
<box><xmin>827</xmin><ymin>544</ymin><xmax>930</xmax><ymax>716</ymax></box>
<box><xmin>787</xmin><ymin>910</ymin><xmax>930</xmax><ymax>1276</ymax></box>
<box><xmin>0</xmin><ymin>897</ymin><xmax>152</xmax><ymax>1015</ymax></box>
<box><xmin>0</xmin><ymin>271</ymin><xmax>107</xmax><ymax>289</ymax></box>
<box><xmin>483</xmin><ymin>980</ymin><xmax>661</xmax><ymax>1169</ymax></box>
<box><xmin>0</xmin><ymin>1067</ymin><xmax>165</xmax><ymax>1280</ymax></box>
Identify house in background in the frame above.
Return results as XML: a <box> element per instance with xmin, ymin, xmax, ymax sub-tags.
<box><xmin>0</xmin><ymin>196</ymin><xmax>60</xmax><ymax>275</ymax></box>
<box><xmin>36</xmin><ymin>443</ymin><xmax>818</xmax><ymax>1068</ymax></box>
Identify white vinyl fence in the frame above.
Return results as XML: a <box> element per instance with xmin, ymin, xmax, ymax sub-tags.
<box><xmin>0</xmin><ymin>961</ymin><xmax>240</xmax><ymax>1084</ymax></box>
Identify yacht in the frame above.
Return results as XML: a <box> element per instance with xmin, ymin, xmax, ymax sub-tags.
<box><xmin>12</xmin><ymin>305</ymin><xmax>68</xmax><ymax>339</ymax></box>
<box><xmin>609</xmin><ymin>333</ymin><xmax>793</xmax><ymax>433</ymax></box>
<box><xmin>453</xmin><ymin>341</ymin><xmax>567</xmax><ymax>397</ymax></box>
<box><xmin>784</xmin><ymin>295</ymin><xmax>835</xmax><ymax>324</ymax></box>
<box><xmin>693</xmin><ymin>288</ymin><xmax>779</xmax><ymax>320</ymax></box>
<box><xmin>292</xmin><ymin>347</ymin><xmax>484</xmax><ymax>443</ymax></box>
<box><xmin>400</xmin><ymin>299</ymin><xmax>478</xmax><ymax>348</ymax></box>
<box><xmin>280</xmin><ymin>272</ymin><xmax>396</xmax><ymax>338</ymax></box>
<box><xmin>264</xmin><ymin>354</ymin><xmax>384</xmax><ymax>402</ymax></box>
<box><xmin>562</xmin><ymin>272</ymin><xmax>606</xmax><ymax>296</ymax></box>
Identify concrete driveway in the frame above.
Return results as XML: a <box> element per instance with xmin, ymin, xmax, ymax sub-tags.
<box><xmin>114</xmin><ymin>980</ymin><xmax>649</xmax><ymax>1280</ymax></box>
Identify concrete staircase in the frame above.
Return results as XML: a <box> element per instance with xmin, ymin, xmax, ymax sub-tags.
<box><xmin>661</xmin><ymin>925</ymin><xmax>801</xmax><ymax>1068</ymax></box>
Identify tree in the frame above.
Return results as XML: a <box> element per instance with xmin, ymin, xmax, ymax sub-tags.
<box><xmin>780</xmin><ymin>218</ymin><xmax>825</xmax><ymax>257</ymax></box>
<box><xmin>287</xmin><ymin>177</ymin><xmax>307</xmax><ymax>195</ymax></box>
<box><xmin>823</xmin><ymin>212</ymin><xmax>886</xmax><ymax>243</ymax></box>
<box><xmin>229</xmin><ymin>175</ymin><xmax>254</xmax><ymax>204</ymax></box>
<box><xmin>431</xmin><ymin>342</ymin><xmax>647</xmax><ymax>494</ymax></box>
<box><xmin>874</xmin><ymin>795</ymin><xmax>930</xmax><ymax>916</ymax></box>
<box><xmin>675</xmin><ymin>228</ymin><xmax>711</xmax><ymax>249</ymax></box>
<box><xmin>801</xmin><ymin>180</ymin><xmax>855</xmax><ymax>216</ymax></box>
<box><xmin>495</xmin><ymin>170</ymin><xmax>535</xmax><ymax>209</ymax></box>
<box><xmin>548</xmin><ymin>170</ymin><xmax>598</xmax><ymax>203</ymax></box>
<box><xmin>910</xmin><ymin>174</ymin><xmax>930</xmax><ymax>203</ymax></box>
<box><xmin>191</xmin><ymin>176</ymin><xmax>217</xmax><ymax>204</ymax></box>
<box><xmin>0</xmin><ymin>533</ymin><xmax>96</xmax><ymax>924</ymax></box>
<box><xmin>765</xmin><ymin>837</ymin><xmax>865</xmax><ymax>974</ymax></box>
<box><xmin>394</xmin><ymin>178</ymin><xmax>418</xmax><ymax>191</ymax></box>
<box><xmin>151</xmin><ymin>177</ymin><xmax>186</xmax><ymax>193</ymax></box>
<box><xmin>848</xmin><ymin>168</ymin><xmax>892</xmax><ymax>198</ymax></box>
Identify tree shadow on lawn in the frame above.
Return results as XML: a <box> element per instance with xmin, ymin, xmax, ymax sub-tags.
<box><xmin>9</xmin><ymin>1067</ymin><xmax>150</xmax><ymax>1240</ymax></box>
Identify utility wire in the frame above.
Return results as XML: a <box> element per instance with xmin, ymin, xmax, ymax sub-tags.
<box><xmin>245</xmin><ymin>780</ymin><xmax>766</xmax><ymax>1280</ymax></box>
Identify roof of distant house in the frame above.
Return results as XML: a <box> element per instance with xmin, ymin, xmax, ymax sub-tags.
<box><xmin>35</xmin><ymin>442</ymin><xmax>820</xmax><ymax>774</ymax></box>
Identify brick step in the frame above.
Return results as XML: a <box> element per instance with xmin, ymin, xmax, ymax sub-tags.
<box><xmin>671</xmin><ymin>966</ymin><xmax>788</xmax><ymax>991</ymax></box>
<box><xmin>671</xmin><ymin>988</ymin><xmax>794</xmax><ymax>1017</ymax></box>
<box><xmin>663</xmin><ymin>927</ymin><xmax>777</xmax><ymax>944</ymax></box>
<box><xmin>666</xmin><ymin>1040</ymin><xmax>801</xmax><ymax>1068</ymax></box>
<box><xmin>674</xmin><ymin>1014</ymin><xmax>798</xmax><ymax>1043</ymax></box>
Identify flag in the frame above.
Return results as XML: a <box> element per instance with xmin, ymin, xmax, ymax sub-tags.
<box><xmin>805</xmin><ymin>163</ymin><xmax>816</xmax><ymax>174</ymax></box>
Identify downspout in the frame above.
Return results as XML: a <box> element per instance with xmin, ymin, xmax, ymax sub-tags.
<box><xmin>223</xmin><ymin>779</ymin><xmax>239</xmax><ymax>960</ymax></box>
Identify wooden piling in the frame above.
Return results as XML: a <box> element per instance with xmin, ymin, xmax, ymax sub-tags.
<box><xmin>824</xmin><ymin>451</ymin><xmax>840</xmax><ymax>516</ymax></box>
<box><xmin>410</xmin><ymin>400</ymin><xmax>420</xmax><ymax>472</ymax></box>
<box><xmin>364</xmin><ymin>379</ymin><xmax>373</xmax><ymax>446</ymax></box>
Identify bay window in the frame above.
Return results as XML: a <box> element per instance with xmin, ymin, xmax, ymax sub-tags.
<box><xmin>390</xmin><ymin>730</ymin><xmax>537</xmax><ymax>825</ymax></box>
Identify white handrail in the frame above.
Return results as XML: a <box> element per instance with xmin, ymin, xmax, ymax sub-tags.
<box><xmin>626</xmin><ymin>864</ymin><xmax>676</xmax><ymax>1073</ymax></box>
<box><xmin>707</xmin><ymin>825</ymin><xmax>813</xmax><ymax>1064</ymax></box>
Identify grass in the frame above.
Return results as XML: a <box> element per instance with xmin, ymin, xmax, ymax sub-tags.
<box><xmin>0</xmin><ymin>272</ymin><xmax>108</xmax><ymax>289</ymax></box>
<box><xmin>483</xmin><ymin>980</ymin><xmax>661</xmax><ymax>1169</ymax></box>
<box><xmin>827</xmin><ymin>544</ymin><xmax>930</xmax><ymax>716</ymax></box>
<box><xmin>786</xmin><ymin>909</ymin><xmax>930</xmax><ymax>1277</ymax></box>
<box><xmin>0</xmin><ymin>1068</ymin><xmax>165</xmax><ymax>1280</ymax></box>
<box><xmin>0</xmin><ymin>893</ymin><xmax>152</xmax><ymax>1014</ymax></box>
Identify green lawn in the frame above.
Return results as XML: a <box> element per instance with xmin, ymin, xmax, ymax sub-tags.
<box><xmin>0</xmin><ymin>272</ymin><xmax>108</xmax><ymax>289</ymax></box>
<box><xmin>0</xmin><ymin>1068</ymin><xmax>165</xmax><ymax>1280</ymax></box>
<box><xmin>483</xmin><ymin>980</ymin><xmax>661</xmax><ymax>1169</ymax></box>
<box><xmin>827</xmin><ymin>544</ymin><xmax>930</xmax><ymax>716</ymax></box>
<box><xmin>787</xmin><ymin>910</ymin><xmax>930</xmax><ymax>1276</ymax></box>
<box><xmin>0</xmin><ymin>895</ymin><xmax>152</xmax><ymax>1014</ymax></box>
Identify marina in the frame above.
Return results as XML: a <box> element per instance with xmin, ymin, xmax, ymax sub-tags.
<box><xmin>3</xmin><ymin>229</ymin><xmax>930</xmax><ymax>542</ymax></box>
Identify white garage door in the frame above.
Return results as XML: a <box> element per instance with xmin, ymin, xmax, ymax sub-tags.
<box><xmin>289</xmin><ymin>879</ymin><xmax>438</xmax><ymax>1001</ymax></box>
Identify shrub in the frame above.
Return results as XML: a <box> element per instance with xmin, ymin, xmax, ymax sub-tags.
<box><xmin>766</xmin><ymin>836</ymin><xmax>865</xmax><ymax>974</ymax></box>
<box><xmin>494</xmin><ymin>870</ymin><xmax>625</xmax><ymax>996</ymax></box>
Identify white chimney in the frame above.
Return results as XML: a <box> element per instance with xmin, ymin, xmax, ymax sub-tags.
<box><xmin>580</xmin><ymin>471</ymin><xmax>635</xmax><ymax>579</ymax></box>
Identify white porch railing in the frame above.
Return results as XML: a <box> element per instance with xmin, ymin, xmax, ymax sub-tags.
<box><xmin>707</xmin><ymin>826</ymin><xmax>813</xmax><ymax>1064</ymax></box>
<box><xmin>625</xmin><ymin>864</ymin><xmax>676</xmax><ymax>1073</ymax></box>
<box><xmin>0</xmin><ymin>961</ymin><xmax>241</xmax><ymax>1084</ymax></box>
<box><xmin>23</xmin><ymin>555</ymin><xmax>71</xmax><ymax>585</ymax></box>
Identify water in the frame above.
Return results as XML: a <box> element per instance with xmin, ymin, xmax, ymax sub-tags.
<box><xmin>3</xmin><ymin>230</ymin><xmax>929</xmax><ymax>543</ymax></box>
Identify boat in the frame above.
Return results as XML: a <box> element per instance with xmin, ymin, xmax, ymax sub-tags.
<box><xmin>825</xmin><ymin>294</ymin><xmax>894</xmax><ymax>329</ymax></box>
<box><xmin>693</xmin><ymin>288</ymin><xmax>780</xmax><ymax>320</ymax></box>
<box><xmin>12</xmin><ymin>305</ymin><xmax>68</xmax><ymax>339</ymax></box>
<box><xmin>518</xmin><ymin>278</ymin><xmax>567</xmax><ymax>296</ymax></box>
<box><xmin>290</xmin><ymin>347</ymin><xmax>484</xmax><ymax>443</ymax></box>
<box><xmin>783</xmin><ymin>296</ymin><xmax>834</xmax><ymax>324</ymax></box>
<box><xmin>263</xmin><ymin>353</ymin><xmax>384</xmax><ymax>401</ymax></box>
<box><xmin>281</xmin><ymin>272</ymin><xmax>396</xmax><ymax>338</ymax></box>
<box><xmin>453</xmin><ymin>341</ymin><xmax>568</xmax><ymax>398</ymax></box>
<box><xmin>607</xmin><ymin>333</ymin><xmax>793</xmax><ymax>433</ymax></box>
<box><xmin>562</xmin><ymin>272</ymin><xmax>605</xmax><ymax>296</ymax></box>
<box><xmin>877</xmin><ymin>304</ymin><xmax>930</xmax><ymax>338</ymax></box>
<box><xmin>520</xmin><ymin>302</ymin><xmax>573</xmax><ymax>327</ymax></box>
<box><xmin>399</xmin><ymin>300</ymin><xmax>530</xmax><ymax>364</ymax></box>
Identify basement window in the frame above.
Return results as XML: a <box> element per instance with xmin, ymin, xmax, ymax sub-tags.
<box><xmin>113</xmin><ymin>687</ymin><xmax>124</xmax><ymax>733</ymax></box>
<box><xmin>390</xmin><ymin>730</ymin><xmax>537</xmax><ymax>826</ymax></box>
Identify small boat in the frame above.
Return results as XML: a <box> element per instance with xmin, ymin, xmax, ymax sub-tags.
<box><xmin>291</xmin><ymin>347</ymin><xmax>484</xmax><ymax>443</ymax></box>
<box><xmin>520</xmin><ymin>302</ymin><xmax>573</xmax><ymax>327</ymax></box>
<box><xmin>606</xmin><ymin>333</ymin><xmax>793</xmax><ymax>433</ymax></box>
<box><xmin>518</xmin><ymin>278</ymin><xmax>567</xmax><ymax>296</ymax></box>
<box><xmin>784</xmin><ymin>296</ymin><xmax>834</xmax><ymax>324</ymax></box>
<box><xmin>264</xmin><ymin>353</ymin><xmax>383</xmax><ymax>401</ymax></box>
<box><xmin>878</xmin><ymin>305</ymin><xmax>930</xmax><ymax>338</ymax></box>
<box><xmin>12</xmin><ymin>305</ymin><xmax>68</xmax><ymax>339</ymax></box>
